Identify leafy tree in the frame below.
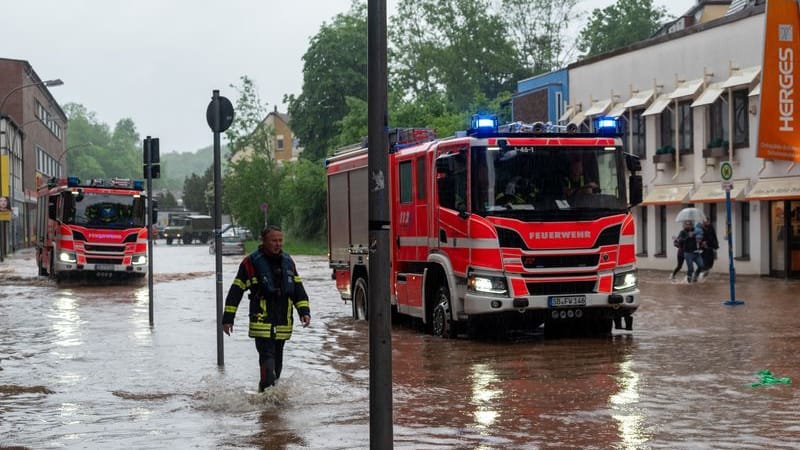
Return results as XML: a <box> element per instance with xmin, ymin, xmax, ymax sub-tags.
<box><xmin>224</xmin><ymin>76</ymin><xmax>272</xmax><ymax>161</ymax></box>
<box><xmin>223</xmin><ymin>154</ymin><xmax>284</xmax><ymax>236</ymax></box>
<box><xmin>157</xmin><ymin>190</ymin><xmax>178</xmax><ymax>209</ymax></box>
<box><xmin>500</xmin><ymin>0</ymin><xmax>581</xmax><ymax>74</ymax></box>
<box><xmin>578</xmin><ymin>0</ymin><xmax>669</xmax><ymax>58</ymax></box>
<box><xmin>182</xmin><ymin>167</ymin><xmax>212</xmax><ymax>213</ymax></box>
<box><xmin>390</xmin><ymin>0</ymin><xmax>521</xmax><ymax>111</ymax></box>
<box><xmin>286</xmin><ymin>2</ymin><xmax>368</xmax><ymax>162</ymax></box>
<box><xmin>278</xmin><ymin>159</ymin><xmax>327</xmax><ymax>240</ymax></box>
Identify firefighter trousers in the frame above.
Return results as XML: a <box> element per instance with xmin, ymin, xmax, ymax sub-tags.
<box><xmin>255</xmin><ymin>338</ymin><xmax>286</xmax><ymax>390</ymax></box>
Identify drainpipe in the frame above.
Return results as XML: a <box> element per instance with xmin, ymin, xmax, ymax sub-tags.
<box><xmin>673</xmin><ymin>99</ymin><xmax>681</xmax><ymax>180</ymax></box>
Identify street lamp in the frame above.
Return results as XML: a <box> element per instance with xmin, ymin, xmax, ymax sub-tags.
<box><xmin>0</xmin><ymin>78</ymin><xmax>64</xmax><ymax>112</ymax></box>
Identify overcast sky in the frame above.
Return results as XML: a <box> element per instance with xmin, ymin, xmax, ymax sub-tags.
<box><xmin>1</xmin><ymin>0</ymin><xmax>693</xmax><ymax>154</ymax></box>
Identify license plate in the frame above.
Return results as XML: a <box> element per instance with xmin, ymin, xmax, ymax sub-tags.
<box><xmin>548</xmin><ymin>295</ymin><xmax>586</xmax><ymax>307</ymax></box>
<box><xmin>95</xmin><ymin>264</ymin><xmax>115</xmax><ymax>272</ymax></box>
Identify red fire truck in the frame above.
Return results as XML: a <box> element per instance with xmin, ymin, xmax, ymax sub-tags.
<box><xmin>35</xmin><ymin>176</ymin><xmax>152</xmax><ymax>281</ymax></box>
<box><xmin>327</xmin><ymin>116</ymin><xmax>643</xmax><ymax>337</ymax></box>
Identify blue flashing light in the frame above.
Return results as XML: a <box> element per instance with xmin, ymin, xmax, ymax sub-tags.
<box><xmin>593</xmin><ymin>116</ymin><xmax>623</xmax><ymax>135</ymax></box>
<box><xmin>67</xmin><ymin>176</ymin><xmax>81</xmax><ymax>187</ymax></box>
<box><xmin>133</xmin><ymin>180</ymin><xmax>145</xmax><ymax>190</ymax></box>
<box><xmin>470</xmin><ymin>114</ymin><xmax>498</xmax><ymax>133</ymax></box>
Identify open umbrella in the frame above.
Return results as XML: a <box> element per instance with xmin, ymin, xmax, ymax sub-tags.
<box><xmin>675</xmin><ymin>207</ymin><xmax>706</xmax><ymax>223</ymax></box>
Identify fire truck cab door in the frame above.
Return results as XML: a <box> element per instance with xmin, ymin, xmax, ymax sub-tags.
<box><xmin>434</xmin><ymin>145</ymin><xmax>469</xmax><ymax>275</ymax></box>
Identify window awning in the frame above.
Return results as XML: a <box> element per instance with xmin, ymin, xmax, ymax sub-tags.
<box><xmin>559</xmin><ymin>106</ymin><xmax>575</xmax><ymax>123</ymax></box>
<box><xmin>641</xmin><ymin>94</ymin><xmax>672</xmax><ymax>117</ymax></box>
<box><xmin>583</xmin><ymin>99</ymin><xmax>612</xmax><ymax>117</ymax></box>
<box><xmin>568</xmin><ymin>111</ymin><xmax>586</xmax><ymax>127</ymax></box>
<box><xmin>749</xmin><ymin>82</ymin><xmax>761</xmax><ymax>97</ymax></box>
<box><xmin>641</xmin><ymin>183</ymin><xmax>694</xmax><ymax>205</ymax></box>
<box><xmin>689</xmin><ymin>181</ymin><xmax>747</xmax><ymax>203</ymax></box>
<box><xmin>622</xmin><ymin>89</ymin><xmax>654</xmax><ymax>109</ymax></box>
<box><xmin>691</xmin><ymin>82</ymin><xmax>725</xmax><ymax>108</ymax></box>
<box><xmin>606</xmin><ymin>103</ymin><xmax>627</xmax><ymax>118</ymax></box>
<box><xmin>721</xmin><ymin>66</ymin><xmax>761</xmax><ymax>89</ymax></box>
<box><xmin>745</xmin><ymin>177</ymin><xmax>800</xmax><ymax>201</ymax></box>
<box><xmin>667</xmin><ymin>78</ymin><xmax>705</xmax><ymax>100</ymax></box>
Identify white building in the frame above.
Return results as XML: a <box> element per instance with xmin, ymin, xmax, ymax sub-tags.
<box><xmin>556</xmin><ymin>1</ymin><xmax>800</xmax><ymax>279</ymax></box>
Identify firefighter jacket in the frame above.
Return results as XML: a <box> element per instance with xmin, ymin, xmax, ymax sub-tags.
<box><xmin>222</xmin><ymin>248</ymin><xmax>310</xmax><ymax>340</ymax></box>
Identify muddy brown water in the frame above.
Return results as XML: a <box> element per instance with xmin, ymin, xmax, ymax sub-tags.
<box><xmin>1</xmin><ymin>244</ymin><xmax>799</xmax><ymax>449</ymax></box>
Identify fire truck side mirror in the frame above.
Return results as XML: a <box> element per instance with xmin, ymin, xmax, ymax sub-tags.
<box><xmin>625</xmin><ymin>153</ymin><xmax>642</xmax><ymax>172</ymax></box>
<box><xmin>628</xmin><ymin>175</ymin><xmax>643</xmax><ymax>207</ymax></box>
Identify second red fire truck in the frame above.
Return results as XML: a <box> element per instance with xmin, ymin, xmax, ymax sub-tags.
<box><xmin>327</xmin><ymin>116</ymin><xmax>643</xmax><ymax>337</ymax></box>
<box><xmin>35</xmin><ymin>176</ymin><xmax>152</xmax><ymax>282</ymax></box>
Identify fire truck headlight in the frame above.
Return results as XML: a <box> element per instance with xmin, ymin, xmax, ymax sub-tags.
<box><xmin>467</xmin><ymin>272</ymin><xmax>508</xmax><ymax>295</ymax></box>
<box><xmin>613</xmin><ymin>270</ymin><xmax>637</xmax><ymax>291</ymax></box>
<box><xmin>58</xmin><ymin>251</ymin><xmax>77</xmax><ymax>263</ymax></box>
<box><xmin>131</xmin><ymin>255</ymin><xmax>147</xmax><ymax>265</ymax></box>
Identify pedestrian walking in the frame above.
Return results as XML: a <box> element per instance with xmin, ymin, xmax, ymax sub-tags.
<box><xmin>670</xmin><ymin>235</ymin><xmax>685</xmax><ymax>280</ymax></box>
<box><xmin>677</xmin><ymin>220</ymin><xmax>704</xmax><ymax>283</ymax></box>
<box><xmin>222</xmin><ymin>225</ymin><xmax>311</xmax><ymax>392</ymax></box>
<box><xmin>699</xmin><ymin>218</ymin><xmax>719</xmax><ymax>278</ymax></box>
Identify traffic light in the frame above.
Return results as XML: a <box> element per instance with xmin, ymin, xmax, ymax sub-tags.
<box><xmin>143</xmin><ymin>137</ymin><xmax>161</xmax><ymax>179</ymax></box>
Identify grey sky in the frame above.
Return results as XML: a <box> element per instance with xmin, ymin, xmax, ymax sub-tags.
<box><xmin>1</xmin><ymin>0</ymin><xmax>692</xmax><ymax>154</ymax></box>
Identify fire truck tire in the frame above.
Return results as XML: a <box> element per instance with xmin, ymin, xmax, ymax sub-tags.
<box><xmin>431</xmin><ymin>284</ymin><xmax>456</xmax><ymax>339</ymax></box>
<box><xmin>48</xmin><ymin>254</ymin><xmax>61</xmax><ymax>283</ymax></box>
<box><xmin>352</xmin><ymin>277</ymin><xmax>368</xmax><ymax>320</ymax></box>
<box><xmin>37</xmin><ymin>250</ymin><xmax>47</xmax><ymax>276</ymax></box>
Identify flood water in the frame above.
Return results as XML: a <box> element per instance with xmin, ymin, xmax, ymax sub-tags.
<box><xmin>1</xmin><ymin>244</ymin><xmax>799</xmax><ymax>449</ymax></box>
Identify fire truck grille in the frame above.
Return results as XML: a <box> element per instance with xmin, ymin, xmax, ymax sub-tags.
<box><xmin>526</xmin><ymin>281</ymin><xmax>596</xmax><ymax>296</ymax></box>
<box><xmin>522</xmin><ymin>254</ymin><xmax>599</xmax><ymax>269</ymax></box>
<box><xmin>86</xmin><ymin>257</ymin><xmax>124</xmax><ymax>265</ymax></box>
<box><xmin>84</xmin><ymin>244</ymin><xmax>126</xmax><ymax>253</ymax></box>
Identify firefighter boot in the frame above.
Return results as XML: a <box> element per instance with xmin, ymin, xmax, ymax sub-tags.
<box><xmin>258</xmin><ymin>361</ymin><xmax>277</xmax><ymax>392</ymax></box>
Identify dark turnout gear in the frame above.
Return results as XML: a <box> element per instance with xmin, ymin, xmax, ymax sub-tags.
<box><xmin>222</xmin><ymin>246</ymin><xmax>310</xmax><ymax>390</ymax></box>
<box><xmin>222</xmin><ymin>249</ymin><xmax>310</xmax><ymax>340</ymax></box>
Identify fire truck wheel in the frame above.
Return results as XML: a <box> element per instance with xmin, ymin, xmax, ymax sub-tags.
<box><xmin>37</xmin><ymin>250</ymin><xmax>47</xmax><ymax>276</ymax></box>
<box><xmin>431</xmin><ymin>284</ymin><xmax>456</xmax><ymax>339</ymax></box>
<box><xmin>352</xmin><ymin>277</ymin><xmax>368</xmax><ymax>320</ymax></box>
<box><xmin>48</xmin><ymin>254</ymin><xmax>61</xmax><ymax>283</ymax></box>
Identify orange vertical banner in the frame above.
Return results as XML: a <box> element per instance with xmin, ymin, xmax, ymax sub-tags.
<box><xmin>758</xmin><ymin>0</ymin><xmax>800</xmax><ymax>162</ymax></box>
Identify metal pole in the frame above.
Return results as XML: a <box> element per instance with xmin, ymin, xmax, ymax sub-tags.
<box><xmin>723</xmin><ymin>187</ymin><xmax>744</xmax><ymax>305</ymax></box>
<box><xmin>368</xmin><ymin>0</ymin><xmax>392</xmax><ymax>447</ymax></box>
<box><xmin>146</xmin><ymin>137</ymin><xmax>155</xmax><ymax>325</ymax></box>
<box><xmin>213</xmin><ymin>90</ymin><xmax>225</xmax><ymax>367</ymax></box>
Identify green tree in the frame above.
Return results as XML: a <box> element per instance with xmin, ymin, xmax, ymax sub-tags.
<box><xmin>182</xmin><ymin>167</ymin><xmax>212</xmax><ymax>213</ymax></box>
<box><xmin>578</xmin><ymin>0</ymin><xmax>669</xmax><ymax>58</ymax></box>
<box><xmin>157</xmin><ymin>190</ymin><xmax>178</xmax><ymax>209</ymax></box>
<box><xmin>501</xmin><ymin>0</ymin><xmax>581</xmax><ymax>74</ymax></box>
<box><xmin>286</xmin><ymin>2</ymin><xmax>368</xmax><ymax>162</ymax></box>
<box><xmin>223</xmin><ymin>154</ymin><xmax>284</xmax><ymax>236</ymax></box>
<box><xmin>224</xmin><ymin>76</ymin><xmax>272</xmax><ymax>161</ymax></box>
<box><xmin>390</xmin><ymin>0</ymin><xmax>521</xmax><ymax>111</ymax></box>
<box><xmin>279</xmin><ymin>159</ymin><xmax>327</xmax><ymax>240</ymax></box>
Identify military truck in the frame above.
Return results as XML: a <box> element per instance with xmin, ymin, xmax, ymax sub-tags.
<box><xmin>162</xmin><ymin>214</ymin><xmax>213</xmax><ymax>245</ymax></box>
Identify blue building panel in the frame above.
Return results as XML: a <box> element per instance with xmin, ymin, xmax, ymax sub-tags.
<box><xmin>513</xmin><ymin>69</ymin><xmax>569</xmax><ymax>124</ymax></box>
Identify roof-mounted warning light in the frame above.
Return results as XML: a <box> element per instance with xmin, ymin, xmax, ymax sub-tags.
<box><xmin>67</xmin><ymin>176</ymin><xmax>81</xmax><ymax>187</ymax></box>
<box><xmin>593</xmin><ymin>116</ymin><xmax>624</xmax><ymax>135</ymax></box>
<box><xmin>469</xmin><ymin>114</ymin><xmax>498</xmax><ymax>136</ymax></box>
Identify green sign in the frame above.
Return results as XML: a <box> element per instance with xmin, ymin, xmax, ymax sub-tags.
<box><xmin>720</xmin><ymin>161</ymin><xmax>733</xmax><ymax>181</ymax></box>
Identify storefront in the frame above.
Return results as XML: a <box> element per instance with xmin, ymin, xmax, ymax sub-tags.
<box><xmin>746</xmin><ymin>177</ymin><xmax>800</xmax><ymax>278</ymax></box>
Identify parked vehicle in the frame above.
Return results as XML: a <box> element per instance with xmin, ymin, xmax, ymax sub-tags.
<box><xmin>209</xmin><ymin>225</ymin><xmax>246</xmax><ymax>255</ymax></box>
<box><xmin>326</xmin><ymin>116</ymin><xmax>643</xmax><ymax>337</ymax></box>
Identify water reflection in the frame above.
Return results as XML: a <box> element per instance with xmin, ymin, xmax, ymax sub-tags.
<box><xmin>610</xmin><ymin>358</ymin><xmax>648</xmax><ymax>449</ymax></box>
<box><xmin>470</xmin><ymin>363</ymin><xmax>500</xmax><ymax>430</ymax></box>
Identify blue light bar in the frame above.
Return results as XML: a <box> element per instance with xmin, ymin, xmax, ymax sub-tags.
<box><xmin>471</xmin><ymin>114</ymin><xmax>498</xmax><ymax>132</ymax></box>
<box><xmin>133</xmin><ymin>180</ymin><xmax>145</xmax><ymax>190</ymax></box>
<box><xmin>67</xmin><ymin>176</ymin><xmax>81</xmax><ymax>187</ymax></box>
<box><xmin>593</xmin><ymin>116</ymin><xmax>623</xmax><ymax>135</ymax></box>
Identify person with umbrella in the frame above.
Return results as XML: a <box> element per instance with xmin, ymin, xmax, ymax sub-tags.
<box><xmin>676</xmin><ymin>219</ymin><xmax>704</xmax><ymax>283</ymax></box>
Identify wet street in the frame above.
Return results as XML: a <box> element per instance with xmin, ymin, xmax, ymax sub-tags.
<box><xmin>1</xmin><ymin>244</ymin><xmax>799</xmax><ymax>449</ymax></box>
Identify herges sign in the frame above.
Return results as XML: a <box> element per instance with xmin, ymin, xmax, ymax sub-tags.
<box><xmin>758</xmin><ymin>0</ymin><xmax>800</xmax><ymax>162</ymax></box>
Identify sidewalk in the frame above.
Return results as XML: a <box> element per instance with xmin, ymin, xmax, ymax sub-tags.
<box><xmin>0</xmin><ymin>247</ymin><xmax>37</xmax><ymax>277</ymax></box>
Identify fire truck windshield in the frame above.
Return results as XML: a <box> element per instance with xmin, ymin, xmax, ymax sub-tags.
<box><xmin>470</xmin><ymin>145</ymin><xmax>627</xmax><ymax>218</ymax></box>
<box><xmin>62</xmin><ymin>191</ymin><xmax>146</xmax><ymax>229</ymax></box>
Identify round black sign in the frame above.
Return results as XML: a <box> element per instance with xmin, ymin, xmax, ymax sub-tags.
<box><xmin>206</xmin><ymin>96</ymin><xmax>234</xmax><ymax>133</ymax></box>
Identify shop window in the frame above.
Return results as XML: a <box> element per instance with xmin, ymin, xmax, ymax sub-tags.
<box><xmin>656</xmin><ymin>205</ymin><xmax>667</xmax><ymax>257</ymax></box>
<box><xmin>739</xmin><ymin>201</ymin><xmax>750</xmax><ymax>258</ymax></box>
<box><xmin>629</xmin><ymin>109</ymin><xmax>646</xmax><ymax>159</ymax></box>
<box><xmin>659</xmin><ymin>108</ymin><xmax>674</xmax><ymax>150</ymax></box>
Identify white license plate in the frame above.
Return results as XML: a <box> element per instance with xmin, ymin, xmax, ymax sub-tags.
<box><xmin>548</xmin><ymin>295</ymin><xmax>586</xmax><ymax>307</ymax></box>
<box><xmin>95</xmin><ymin>264</ymin><xmax>115</xmax><ymax>272</ymax></box>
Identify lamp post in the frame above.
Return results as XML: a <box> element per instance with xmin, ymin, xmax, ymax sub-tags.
<box><xmin>0</xmin><ymin>77</ymin><xmax>63</xmax><ymax>260</ymax></box>
<box><xmin>57</xmin><ymin>142</ymin><xmax>92</xmax><ymax>176</ymax></box>
<box><xmin>0</xmin><ymin>79</ymin><xmax>63</xmax><ymax>112</ymax></box>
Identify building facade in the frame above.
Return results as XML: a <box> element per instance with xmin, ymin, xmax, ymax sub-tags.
<box><xmin>515</xmin><ymin>1</ymin><xmax>799</xmax><ymax>279</ymax></box>
<box><xmin>263</xmin><ymin>107</ymin><xmax>302</xmax><ymax>162</ymax></box>
<box><xmin>0</xmin><ymin>58</ymin><xmax>67</xmax><ymax>256</ymax></box>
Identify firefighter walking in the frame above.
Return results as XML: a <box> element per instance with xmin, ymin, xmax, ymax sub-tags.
<box><xmin>222</xmin><ymin>225</ymin><xmax>311</xmax><ymax>391</ymax></box>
